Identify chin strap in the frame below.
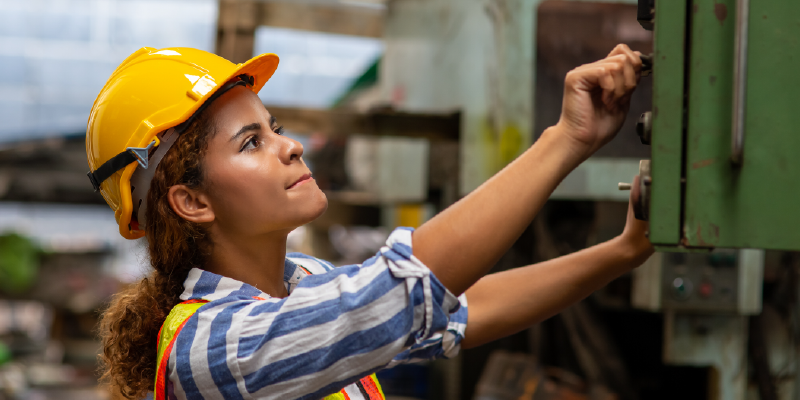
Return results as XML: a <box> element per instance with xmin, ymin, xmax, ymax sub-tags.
<box><xmin>87</xmin><ymin>140</ymin><xmax>157</xmax><ymax>191</ymax></box>
<box><xmin>130</xmin><ymin>128</ymin><xmax>180</xmax><ymax>230</ymax></box>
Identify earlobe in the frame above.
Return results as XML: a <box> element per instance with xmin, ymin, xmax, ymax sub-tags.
<box><xmin>167</xmin><ymin>185</ymin><xmax>215</xmax><ymax>224</ymax></box>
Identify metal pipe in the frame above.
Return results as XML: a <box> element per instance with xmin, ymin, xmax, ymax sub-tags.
<box><xmin>731</xmin><ymin>0</ymin><xmax>749</xmax><ymax>165</ymax></box>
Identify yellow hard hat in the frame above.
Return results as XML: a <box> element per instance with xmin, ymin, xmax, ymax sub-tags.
<box><xmin>86</xmin><ymin>47</ymin><xmax>279</xmax><ymax>239</ymax></box>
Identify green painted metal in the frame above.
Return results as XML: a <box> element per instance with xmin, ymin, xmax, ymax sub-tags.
<box><xmin>653</xmin><ymin>245</ymin><xmax>711</xmax><ymax>254</ymax></box>
<box><xmin>649</xmin><ymin>0</ymin><xmax>688</xmax><ymax>245</ymax></box>
<box><xmin>682</xmin><ymin>0</ymin><xmax>800</xmax><ymax>250</ymax></box>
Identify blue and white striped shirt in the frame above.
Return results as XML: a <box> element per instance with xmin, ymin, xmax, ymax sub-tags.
<box><xmin>164</xmin><ymin>227</ymin><xmax>468</xmax><ymax>400</ymax></box>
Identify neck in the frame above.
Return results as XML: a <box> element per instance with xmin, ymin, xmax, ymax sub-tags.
<box><xmin>205</xmin><ymin>230</ymin><xmax>290</xmax><ymax>298</ymax></box>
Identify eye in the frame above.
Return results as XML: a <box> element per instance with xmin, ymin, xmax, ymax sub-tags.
<box><xmin>240</xmin><ymin>135</ymin><xmax>261</xmax><ymax>152</ymax></box>
<box><xmin>274</xmin><ymin>125</ymin><xmax>285</xmax><ymax>136</ymax></box>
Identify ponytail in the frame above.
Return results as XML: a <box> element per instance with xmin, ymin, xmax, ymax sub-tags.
<box><xmin>97</xmin><ymin>111</ymin><xmax>215</xmax><ymax>399</ymax></box>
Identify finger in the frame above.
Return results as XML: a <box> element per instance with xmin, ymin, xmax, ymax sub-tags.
<box><xmin>597</xmin><ymin>55</ymin><xmax>637</xmax><ymax>109</ymax></box>
<box><xmin>565</xmin><ymin>64</ymin><xmax>617</xmax><ymax>96</ymax></box>
<box><xmin>629</xmin><ymin>174</ymin><xmax>640</xmax><ymax>206</ymax></box>
<box><xmin>620</xmin><ymin>46</ymin><xmax>643</xmax><ymax>73</ymax></box>
<box><xmin>622</xmin><ymin>63</ymin><xmax>636</xmax><ymax>99</ymax></box>
<box><xmin>607</xmin><ymin>43</ymin><xmax>634</xmax><ymax>59</ymax></box>
<box><xmin>587</xmin><ymin>60</ymin><xmax>625</xmax><ymax>106</ymax></box>
<box><xmin>609</xmin><ymin>56</ymin><xmax>628</xmax><ymax>105</ymax></box>
<box><xmin>619</xmin><ymin>50</ymin><xmax>640</xmax><ymax>93</ymax></box>
<box><xmin>608</xmin><ymin>45</ymin><xmax>642</xmax><ymax>86</ymax></box>
<box><xmin>628</xmin><ymin>174</ymin><xmax>642</xmax><ymax>223</ymax></box>
<box><xmin>600</xmin><ymin>67</ymin><xmax>618</xmax><ymax>106</ymax></box>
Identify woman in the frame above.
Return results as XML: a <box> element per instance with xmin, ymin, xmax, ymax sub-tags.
<box><xmin>88</xmin><ymin>44</ymin><xmax>651</xmax><ymax>399</ymax></box>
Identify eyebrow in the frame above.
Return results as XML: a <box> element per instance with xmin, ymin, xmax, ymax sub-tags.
<box><xmin>229</xmin><ymin>122</ymin><xmax>261</xmax><ymax>143</ymax></box>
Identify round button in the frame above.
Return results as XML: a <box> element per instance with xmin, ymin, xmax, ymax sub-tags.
<box><xmin>698</xmin><ymin>282</ymin><xmax>713</xmax><ymax>298</ymax></box>
<box><xmin>671</xmin><ymin>277</ymin><xmax>693</xmax><ymax>300</ymax></box>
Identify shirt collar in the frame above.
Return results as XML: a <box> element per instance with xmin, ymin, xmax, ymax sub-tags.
<box><xmin>180</xmin><ymin>258</ymin><xmax>310</xmax><ymax>301</ymax></box>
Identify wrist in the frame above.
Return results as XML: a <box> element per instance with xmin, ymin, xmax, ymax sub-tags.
<box><xmin>543</xmin><ymin>123</ymin><xmax>593</xmax><ymax>162</ymax></box>
<box><xmin>615</xmin><ymin>234</ymin><xmax>655</xmax><ymax>267</ymax></box>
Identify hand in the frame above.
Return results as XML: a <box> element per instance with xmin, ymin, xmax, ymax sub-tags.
<box><xmin>555</xmin><ymin>44</ymin><xmax>642</xmax><ymax>159</ymax></box>
<box><xmin>620</xmin><ymin>175</ymin><xmax>654</xmax><ymax>264</ymax></box>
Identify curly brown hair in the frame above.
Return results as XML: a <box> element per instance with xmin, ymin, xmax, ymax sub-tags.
<box><xmin>96</xmin><ymin>110</ymin><xmax>215</xmax><ymax>399</ymax></box>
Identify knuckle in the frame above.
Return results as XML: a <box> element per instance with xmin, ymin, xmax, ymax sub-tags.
<box><xmin>565</xmin><ymin>71</ymin><xmax>582</xmax><ymax>87</ymax></box>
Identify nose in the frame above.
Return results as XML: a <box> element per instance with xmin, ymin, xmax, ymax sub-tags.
<box><xmin>278</xmin><ymin>133</ymin><xmax>304</xmax><ymax>164</ymax></box>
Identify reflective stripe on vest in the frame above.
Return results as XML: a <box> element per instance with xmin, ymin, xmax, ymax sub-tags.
<box><xmin>154</xmin><ymin>296</ymin><xmax>386</xmax><ymax>399</ymax></box>
<box><xmin>154</xmin><ymin>299</ymin><xmax>208</xmax><ymax>399</ymax></box>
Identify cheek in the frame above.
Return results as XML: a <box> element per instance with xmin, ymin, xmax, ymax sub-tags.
<box><xmin>204</xmin><ymin>156</ymin><xmax>285</xmax><ymax>213</ymax></box>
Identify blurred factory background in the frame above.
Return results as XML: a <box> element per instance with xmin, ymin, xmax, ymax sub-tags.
<box><xmin>0</xmin><ymin>0</ymin><xmax>795</xmax><ymax>400</ymax></box>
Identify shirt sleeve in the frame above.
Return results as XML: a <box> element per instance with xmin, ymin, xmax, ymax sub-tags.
<box><xmin>228</xmin><ymin>227</ymin><xmax>468</xmax><ymax>400</ymax></box>
<box><xmin>388</xmin><ymin>292</ymin><xmax>468</xmax><ymax>366</ymax></box>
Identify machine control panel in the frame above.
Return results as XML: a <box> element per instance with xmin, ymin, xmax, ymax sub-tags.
<box><xmin>661</xmin><ymin>251</ymin><xmax>739</xmax><ymax>312</ymax></box>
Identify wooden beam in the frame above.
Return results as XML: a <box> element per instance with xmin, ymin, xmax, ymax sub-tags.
<box><xmin>264</xmin><ymin>105</ymin><xmax>460</xmax><ymax>141</ymax></box>
<box><xmin>216</xmin><ymin>0</ymin><xmax>259</xmax><ymax>63</ymax></box>
<box><xmin>217</xmin><ymin>0</ymin><xmax>385</xmax><ymax>62</ymax></box>
<box><xmin>257</xmin><ymin>1</ymin><xmax>384</xmax><ymax>38</ymax></box>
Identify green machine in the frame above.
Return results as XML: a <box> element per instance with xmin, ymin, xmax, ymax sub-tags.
<box><xmin>635</xmin><ymin>0</ymin><xmax>800</xmax><ymax>251</ymax></box>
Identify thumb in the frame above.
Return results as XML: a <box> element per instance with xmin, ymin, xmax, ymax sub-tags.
<box><xmin>624</xmin><ymin>174</ymin><xmax>650</xmax><ymax>239</ymax></box>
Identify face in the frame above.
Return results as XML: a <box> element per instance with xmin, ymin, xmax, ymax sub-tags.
<box><xmin>198</xmin><ymin>85</ymin><xmax>327</xmax><ymax>237</ymax></box>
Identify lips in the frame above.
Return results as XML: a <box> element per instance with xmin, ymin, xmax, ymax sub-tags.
<box><xmin>287</xmin><ymin>173</ymin><xmax>313</xmax><ymax>189</ymax></box>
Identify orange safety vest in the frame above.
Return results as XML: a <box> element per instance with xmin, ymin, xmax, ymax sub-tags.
<box><xmin>154</xmin><ymin>300</ymin><xmax>386</xmax><ymax>399</ymax></box>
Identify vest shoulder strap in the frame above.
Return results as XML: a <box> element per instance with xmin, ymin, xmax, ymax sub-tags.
<box><xmin>154</xmin><ymin>299</ymin><xmax>208</xmax><ymax>400</ymax></box>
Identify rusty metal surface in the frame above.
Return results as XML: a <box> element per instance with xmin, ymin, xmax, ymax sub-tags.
<box><xmin>683</xmin><ymin>0</ymin><xmax>800</xmax><ymax>250</ymax></box>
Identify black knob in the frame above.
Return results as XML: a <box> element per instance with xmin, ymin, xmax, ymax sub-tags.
<box><xmin>640</xmin><ymin>53</ymin><xmax>653</xmax><ymax>77</ymax></box>
<box><xmin>637</xmin><ymin>0</ymin><xmax>655</xmax><ymax>31</ymax></box>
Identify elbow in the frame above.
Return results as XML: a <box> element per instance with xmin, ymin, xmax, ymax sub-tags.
<box><xmin>460</xmin><ymin>336</ymin><xmax>479</xmax><ymax>350</ymax></box>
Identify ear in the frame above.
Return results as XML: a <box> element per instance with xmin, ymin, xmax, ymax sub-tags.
<box><xmin>167</xmin><ymin>184</ymin><xmax>215</xmax><ymax>224</ymax></box>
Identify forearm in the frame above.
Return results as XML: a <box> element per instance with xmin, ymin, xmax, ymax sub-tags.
<box><xmin>413</xmin><ymin>126</ymin><xmax>586</xmax><ymax>295</ymax></box>
<box><xmin>460</xmin><ymin>236</ymin><xmax>653</xmax><ymax>349</ymax></box>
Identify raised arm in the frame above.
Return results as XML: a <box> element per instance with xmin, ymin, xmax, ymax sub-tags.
<box><xmin>413</xmin><ymin>44</ymin><xmax>643</xmax><ymax>295</ymax></box>
<box><xmin>460</xmin><ymin>188</ymin><xmax>654</xmax><ymax>348</ymax></box>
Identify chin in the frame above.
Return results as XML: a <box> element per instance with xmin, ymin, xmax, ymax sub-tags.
<box><xmin>293</xmin><ymin>190</ymin><xmax>328</xmax><ymax>224</ymax></box>
<box><xmin>277</xmin><ymin>189</ymin><xmax>328</xmax><ymax>231</ymax></box>
<box><xmin>308</xmin><ymin>191</ymin><xmax>328</xmax><ymax>220</ymax></box>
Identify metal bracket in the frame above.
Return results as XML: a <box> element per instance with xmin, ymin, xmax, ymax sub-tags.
<box><xmin>126</xmin><ymin>139</ymin><xmax>158</xmax><ymax>170</ymax></box>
